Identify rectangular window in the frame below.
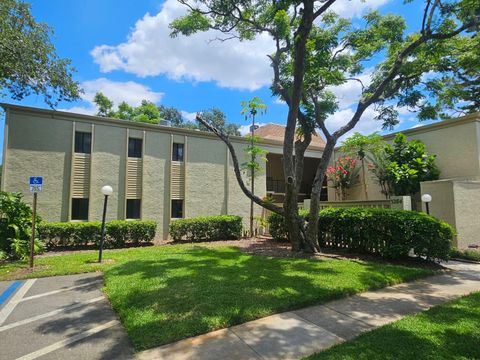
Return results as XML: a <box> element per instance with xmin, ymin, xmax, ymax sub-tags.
<box><xmin>128</xmin><ymin>138</ymin><xmax>142</xmax><ymax>158</ymax></box>
<box><xmin>171</xmin><ymin>200</ymin><xmax>183</xmax><ymax>218</ymax></box>
<box><xmin>126</xmin><ymin>199</ymin><xmax>141</xmax><ymax>219</ymax></box>
<box><xmin>172</xmin><ymin>143</ymin><xmax>184</xmax><ymax>162</ymax></box>
<box><xmin>74</xmin><ymin>132</ymin><xmax>91</xmax><ymax>154</ymax></box>
<box><xmin>71</xmin><ymin>198</ymin><xmax>89</xmax><ymax>220</ymax></box>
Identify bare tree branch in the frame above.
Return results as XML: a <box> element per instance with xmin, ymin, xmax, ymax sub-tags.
<box><xmin>195</xmin><ymin>114</ymin><xmax>284</xmax><ymax>215</ymax></box>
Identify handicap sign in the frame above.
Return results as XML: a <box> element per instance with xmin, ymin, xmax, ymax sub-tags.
<box><xmin>29</xmin><ymin>176</ymin><xmax>43</xmax><ymax>193</ymax></box>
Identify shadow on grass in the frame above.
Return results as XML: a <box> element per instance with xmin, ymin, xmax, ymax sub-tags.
<box><xmin>101</xmin><ymin>246</ymin><xmax>432</xmax><ymax>350</ymax></box>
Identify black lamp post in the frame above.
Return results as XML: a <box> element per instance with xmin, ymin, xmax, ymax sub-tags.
<box><xmin>98</xmin><ymin>185</ymin><xmax>113</xmax><ymax>263</ymax></box>
<box><xmin>421</xmin><ymin>193</ymin><xmax>432</xmax><ymax>215</ymax></box>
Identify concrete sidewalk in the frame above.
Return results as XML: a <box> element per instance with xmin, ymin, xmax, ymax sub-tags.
<box><xmin>138</xmin><ymin>261</ymin><xmax>480</xmax><ymax>360</ymax></box>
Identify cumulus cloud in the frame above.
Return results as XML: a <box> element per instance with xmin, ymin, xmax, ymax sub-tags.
<box><xmin>91</xmin><ymin>0</ymin><xmax>274</xmax><ymax>90</ymax></box>
<box><xmin>329</xmin><ymin>0</ymin><xmax>390</xmax><ymax>18</ymax></box>
<box><xmin>325</xmin><ymin>107</ymin><xmax>382</xmax><ymax>141</ymax></box>
<box><xmin>60</xmin><ymin>78</ymin><xmax>164</xmax><ymax>115</ymax></box>
<box><xmin>91</xmin><ymin>0</ymin><xmax>390</xmax><ymax>91</ymax></box>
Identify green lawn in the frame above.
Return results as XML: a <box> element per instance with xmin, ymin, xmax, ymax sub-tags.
<box><xmin>307</xmin><ymin>291</ymin><xmax>480</xmax><ymax>360</ymax></box>
<box><xmin>0</xmin><ymin>245</ymin><xmax>435</xmax><ymax>350</ymax></box>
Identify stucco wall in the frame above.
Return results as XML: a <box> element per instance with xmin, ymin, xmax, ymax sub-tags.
<box><xmin>452</xmin><ymin>181</ymin><xmax>480</xmax><ymax>249</ymax></box>
<box><xmin>2</xmin><ymin>105</ymin><xmax>278</xmax><ymax>239</ymax></box>
<box><xmin>333</xmin><ymin>117</ymin><xmax>480</xmax><ymax>202</ymax></box>
<box><xmin>3</xmin><ymin>110</ymin><xmax>72</xmax><ymax>221</ymax></box>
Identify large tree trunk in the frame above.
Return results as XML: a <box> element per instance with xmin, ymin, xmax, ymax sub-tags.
<box><xmin>281</xmin><ymin>1</ymin><xmax>314</xmax><ymax>252</ymax></box>
<box><xmin>306</xmin><ymin>139</ymin><xmax>337</xmax><ymax>248</ymax></box>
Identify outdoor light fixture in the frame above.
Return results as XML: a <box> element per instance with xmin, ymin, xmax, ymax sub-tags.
<box><xmin>98</xmin><ymin>185</ymin><xmax>113</xmax><ymax>263</ymax></box>
<box><xmin>421</xmin><ymin>193</ymin><xmax>432</xmax><ymax>215</ymax></box>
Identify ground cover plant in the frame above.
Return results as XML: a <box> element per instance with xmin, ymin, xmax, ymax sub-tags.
<box><xmin>306</xmin><ymin>291</ymin><xmax>480</xmax><ymax>360</ymax></box>
<box><xmin>0</xmin><ymin>244</ymin><xmax>434</xmax><ymax>350</ymax></box>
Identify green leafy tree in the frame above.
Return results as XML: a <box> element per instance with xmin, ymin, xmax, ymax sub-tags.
<box><xmin>0</xmin><ymin>0</ymin><xmax>80</xmax><ymax>106</ymax></box>
<box><xmin>173</xmin><ymin>0</ymin><xmax>479</xmax><ymax>252</ymax></box>
<box><xmin>158</xmin><ymin>105</ymin><xmax>184</xmax><ymax>127</ymax></box>
<box><xmin>367</xmin><ymin>150</ymin><xmax>393</xmax><ymax>199</ymax></box>
<box><xmin>341</xmin><ymin>132</ymin><xmax>385</xmax><ymax>199</ymax></box>
<box><xmin>116</xmin><ymin>101</ymin><xmax>135</xmax><ymax>120</ymax></box>
<box><xmin>93</xmin><ymin>92</ymin><xmax>114</xmax><ymax>117</ymax></box>
<box><xmin>132</xmin><ymin>100</ymin><xmax>161</xmax><ymax>124</ymax></box>
<box><xmin>385</xmin><ymin>133</ymin><xmax>440</xmax><ymax>196</ymax></box>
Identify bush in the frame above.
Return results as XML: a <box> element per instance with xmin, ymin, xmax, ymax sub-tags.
<box><xmin>268</xmin><ymin>207</ymin><xmax>454</xmax><ymax>261</ymax></box>
<box><xmin>0</xmin><ymin>191</ymin><xmax>43</xmax><ymax>260</ymax></box>
<box><xmin>169</xmin><ymin>215</ymin><xmax>242</xmax><ymax>242</ymax></box>
<box><xmin>37</xmin><ymin>220</ymin><xmax>157</xmax><ymax>249</ymax></box>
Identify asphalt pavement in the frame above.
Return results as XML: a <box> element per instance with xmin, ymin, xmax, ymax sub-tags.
<box><xmin>0</xmin><ymin>273</ymin><xmax>133</xmax><ymax>360</ymax></box>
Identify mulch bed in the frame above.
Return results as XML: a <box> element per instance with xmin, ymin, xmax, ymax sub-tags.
<box><xmin>34</xmin><ymin>236</ymin><xmax>444</xmax><ymax>271</ymax></box>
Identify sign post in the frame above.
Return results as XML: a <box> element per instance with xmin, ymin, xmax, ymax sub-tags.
<box><xmin>29</xmin><ymin>176</ymin><xmax>42</xmax><ymax>268</ymax></box>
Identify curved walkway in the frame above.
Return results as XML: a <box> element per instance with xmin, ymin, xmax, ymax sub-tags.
<box><xmin>138</xmin><ymin>261</ymin><xmax>480</xmax><ymax>360</ymax></box>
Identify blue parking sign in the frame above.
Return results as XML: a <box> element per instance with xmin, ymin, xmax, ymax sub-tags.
<box><xmin>29</xmin><ymin>176</ymin><xmax>43</xmax><ymax>193</ymax></box>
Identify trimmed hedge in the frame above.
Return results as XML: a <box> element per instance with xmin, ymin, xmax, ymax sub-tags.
<box><xmin>268</xmin><ymin>207</ymin><xmax>454</xmax><ymax>260</ymax></box>
<box><xmin>37</xmin><ymin>220</ymin><xmax>157</xmax><ymax>249</ymax></box>
<box><xmin>169</xmin><ymin>215</ymin><xmax>242</xmax><ymax>242</ymax></box>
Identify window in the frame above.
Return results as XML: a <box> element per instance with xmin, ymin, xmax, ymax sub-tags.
<box><xmin>71</xmin><ymin>198</ymin><xmax>89</xmax><ymax>220</ymax></box>
<box><xmin>75</xmin><ymin>132</ymin><xmax>91</xmax><ymax>154</ymax></box>
<box><xmin>171</xmin><ymin>200</ymin><xmax>183</xmax><ymax>218</ymax></box>
<box><xmin>172</xmin><ymin>143</ymin><xmax>184</xmax><ymax>162</ymax></box>
<box><xmin>126</xmin><ymin>199</ymin><xmax>141</xmax><ymax>219</ymax></box>
<box><xmin>128</xmin><ymin>138</ymin><xmax>142</xmax><ymax>158</ymax></box>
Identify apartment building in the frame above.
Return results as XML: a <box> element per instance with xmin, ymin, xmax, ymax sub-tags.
<box><xmin>0</xmin><ymin>104</ymin><xmax>324</xmax><ymax>239</ymax></box>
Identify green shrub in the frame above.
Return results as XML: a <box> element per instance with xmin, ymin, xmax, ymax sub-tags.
<box><xmin>169</xmin><ymin>215</ymin><xmax>242</xmax><ymax>242</ymax></box>
<box><xmin>267</xmin><ymin>210</ymin><xmax>308</xmax><ymax>242</ymax></box>
<box><xmin>37</xmin><ymin>220</ymin><xmax>157</xmax><ymax>249</ymax></box>
<box><xmin>268</xmin><ymin>207</ymin><xmax>454</xmax><ymax>261</ymax></box>
<box><xmin>0</xmin><ymin>191</ymin><xmax>43</xmax><ymax>259</ymax></box>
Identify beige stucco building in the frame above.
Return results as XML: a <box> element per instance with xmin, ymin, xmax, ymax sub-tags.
<box><xmin>331</xmin><ymin>112</ymin><xmax>480</xmax><ymax>249</ymax></box>
<box><xmin>0</xmin><ymin>104</ymin><xmax>325</xmax><ymax>239</ymax></box>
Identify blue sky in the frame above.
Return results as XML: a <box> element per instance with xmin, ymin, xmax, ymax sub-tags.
<box><xmin>1</xmin><ymin>0</ymin><xmax>436</xmax><ymax>163</ymax></box>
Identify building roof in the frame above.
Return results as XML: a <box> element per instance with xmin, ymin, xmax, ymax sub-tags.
<box><xmin>254</xmin><ymin>123</ymin><xmax>326</xmax><ymax>148</ymax></box>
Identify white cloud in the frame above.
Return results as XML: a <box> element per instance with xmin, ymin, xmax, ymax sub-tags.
<box><xmin>239</xmin><ymin>123</ymin><xmax>268</xmax><ymax>136</ymax></box>
<box><xmin>326</xmin><ymin>107</ymin><xmax>382</xmax><ymax>141</ymax></box>
<box><xmin>181</xmin><ymin>110</ymin><xmax>197</xmax><ymax>122</ymax></box>
<box><xmin>91</xmin><ymin>0</ymin><xmax>390</xmax><ymax>91</ymax></box>
<box><xmin>328</xmin><ymin>72</ymin><xmax>372</xmax><ymax>110</ymax></box>
<box><xmin>91</xmin><ymin>0</ymin><xmax>274</xmax><ymax>91</ymax></box>
<box><xmin>60</xmin><ymin>78</ymin><xmax>164</xmax><ymax>115</ymax></box>
<box><xmin>329</xmin><ymin>0</ymin><xmax>390</xmax><ymax>18</ymax></box>
<box><xmin>82</xmin><ymin>78</ymin><xmax>163</xmax><ymax>106</ymax></box>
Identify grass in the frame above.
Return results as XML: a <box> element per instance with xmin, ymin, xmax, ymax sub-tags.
<box><xmin>0</xmin><ymin>245</ymin><xmax>435</xmax><ymax>350</ymax></box>
<box><xmin>306</xmin><ymin>291</ymin><xmax>480</xmax><ymax>360</ymax></box>
<box><xmin>451</xmin><ymin>248</ymin><xmax>480</xmax><ymax>262</ymax></box>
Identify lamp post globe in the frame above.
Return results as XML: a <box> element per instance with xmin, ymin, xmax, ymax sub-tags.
<box><xmin>421</xmin><ymin>194</ymin><xmax>432</xmax><ymax>203</ymax></box>
<box><xmin>101</xmin><ymin>185</ymin><xmax>113</xmax><ymax>196</ymax></box>
<box><xmin>98</xmin><ymin>185</ymin><xmax>113</xmax><ymax>263</ymax></box>
<box><xmin>421</xmin><ymin>193</ymin><xmax>432</xmax><ymax>215</ymax></box>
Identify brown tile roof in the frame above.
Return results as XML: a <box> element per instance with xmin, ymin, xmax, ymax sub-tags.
<box><xmin>254</xmin><ymin>123</ymin><xmax>326</xmax><ymax>148</ymax></box>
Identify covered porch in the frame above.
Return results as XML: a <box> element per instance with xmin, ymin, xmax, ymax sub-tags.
<box><xmin>265</xmin><ymin>153</ymin><xmax>328</xmax><ymax>204</ymax></box>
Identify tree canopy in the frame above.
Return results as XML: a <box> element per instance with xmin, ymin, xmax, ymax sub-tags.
<box><xmin>0</xmin><ymin>0</ymin><xmax>80</xmax><ymax>106</ymax></box>
<box><xmin>92</xmin><ymin>92</ymin><xmax>240</xmax><ymax>135</ymax></box>
<box><xmin>172</xmin><ymin>0</ymin><xmax>480</xmax><ymax>252</ymax></box>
